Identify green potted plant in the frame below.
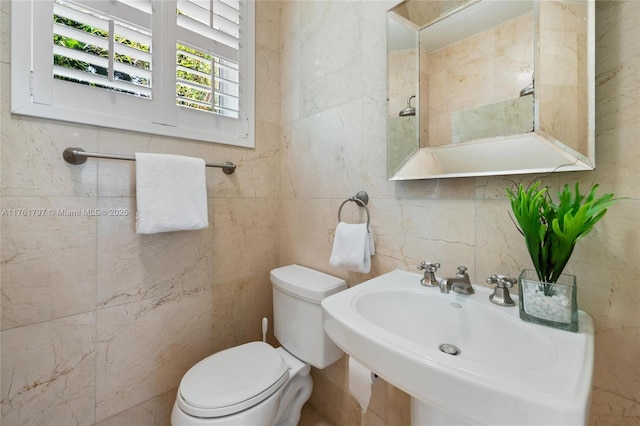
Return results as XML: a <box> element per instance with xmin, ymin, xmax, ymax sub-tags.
<box><xmin>506</xmin><ymin>181</ymin><xmax>619</xmax><ymax>331</ymax></box>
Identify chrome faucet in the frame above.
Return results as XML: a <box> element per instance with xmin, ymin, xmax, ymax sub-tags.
<box><xmin>417</xmin><ymin>261</ymin><xmax>440</xmax><ymax>287</ymax></box>
<box><xmin>439</xmin><ymin>266</ymin><xmax>475</xmax><ymax>295</ymax></box>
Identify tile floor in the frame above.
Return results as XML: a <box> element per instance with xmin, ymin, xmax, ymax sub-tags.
<box><xmin>299</xmin><ymin>403</ymin><xmax>333</xmax><ymax>426</ymax></box>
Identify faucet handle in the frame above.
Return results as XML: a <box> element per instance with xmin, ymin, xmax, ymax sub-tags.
<box><xmin>486</xmin><ymin>275</ymin><xmax>517</xmax><ymax>307</ymax></box>
<box><xmin>418</xmin><ymin>262</ymin><xmax>440</xmax><ymax>287</ymax></box>
<box><xmin>486</xmin><ymin>274</ymin><xmax>517</xmax><ymax>288</ymax></box>
<box><xmin>456</xmin><ymin>266</ymin><xmax>468</xmax><ymax>276</ymax></box>
<box><xmin>417</xmin><ymin>261</ymin><xmax>440</xmax><ymax>272</ymax></box>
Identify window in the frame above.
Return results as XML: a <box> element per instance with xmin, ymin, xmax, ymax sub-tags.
<box><xmin>11</xmin><ymin>0</ymin><xmax>255</xmax><ymax>147</ymax></box>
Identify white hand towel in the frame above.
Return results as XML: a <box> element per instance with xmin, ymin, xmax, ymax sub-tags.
<box><xmin>135</xmin><ymin>152</ymin><xmax>208</xmax><ymax>234</ymax></box>
<box><xmin>329</xmin><ymin>222</ymin><xmax>371</xmax><ymax>273</ymax></box>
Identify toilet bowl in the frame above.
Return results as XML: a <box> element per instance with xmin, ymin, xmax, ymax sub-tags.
<box><xmin>171</xmin><ymin>265</ymin><xmax>347</xmax><ymax>426</ymax></box>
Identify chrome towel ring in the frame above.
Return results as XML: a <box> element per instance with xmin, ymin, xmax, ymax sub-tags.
<box><xmin>337</xmin><ymin>191</ymin><xmax>370</xmax><ymax>229</ymax></box>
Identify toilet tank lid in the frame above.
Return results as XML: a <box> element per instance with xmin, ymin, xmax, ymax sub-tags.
<box><xmin>271</xmin><ymin>265</ymin><xmax>347</xmax><ymax>302</ymax></box>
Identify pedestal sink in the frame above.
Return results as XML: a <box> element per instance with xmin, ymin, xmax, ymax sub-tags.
<box><xmin>321</xmin><ymin>269</ymin><xmax>594</xmax><ymax>425</ymax></box>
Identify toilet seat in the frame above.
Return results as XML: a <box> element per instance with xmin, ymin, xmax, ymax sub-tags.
<box><xmin>177</xmin><ymin>341</ymin><xmax>289</xmax><ymax>418</ymax></box>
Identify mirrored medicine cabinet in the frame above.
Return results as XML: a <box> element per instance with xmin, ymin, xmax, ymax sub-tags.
<box><xmin>387</xmin><ymin>0</ymin><xmax>595</xmax><ymax>180</ymax></box>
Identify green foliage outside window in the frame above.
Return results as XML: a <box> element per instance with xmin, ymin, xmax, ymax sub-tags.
<box><xmin>176</xmin><ymin>44</ymin><xmax>220</xmax><ymax>112</ymax></box>
<box><xmin>53</xmin><ymin>14</ymin><xmax>151</xmax><ymax>93</ymax></box>
<box><xmin>54</xmin><ymin>13</ymin><xmax>220</xmax><ymax>111</ymax></box>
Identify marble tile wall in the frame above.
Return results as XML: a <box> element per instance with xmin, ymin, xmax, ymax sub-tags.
<box><xmin>279</xmin><ymin>1</ymin><xmax>639</xmax><ymax>426</ymax></box>
<box><xmin>426</xmin><ymin>11</ymin><xmax>534</xmax><ymax>146</ymax></box>
<box><xmin>537</xmin><ymin>0</ymin><xmax>590</xmax><ymax>158</ymax></box>
<box><xmin>0</xmin><ymin>0</ymin><xmax>281</xmax><ymax>424</ymax></box>
<box><xmin>1</xmin><ymin>1</ymin><xmax>638</xmax><ymax>426</ymax></box>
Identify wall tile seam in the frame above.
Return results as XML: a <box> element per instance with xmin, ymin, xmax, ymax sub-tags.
<box><xmin>0</xmin><ymin>287</ymin><xmax>214</xmax><ymax>333</ymax></box>
<box><xmin>0</xmin><ymin>309</ymin><xmax>98</xmax><ymax>334</ymax></box>
<box><xmin>95</xmin><ymin>285</ymin><xmax>214</xmax><ymax>312</ymax></box>
<box><xmin>279</xmin><ymin>95</ymin><xmax>369</xmax><ymax>127</ymax></box>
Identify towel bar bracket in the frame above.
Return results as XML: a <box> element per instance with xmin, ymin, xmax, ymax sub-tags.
<box><xmin>220</xmin><ymin>162</ymin><xmax>236</xmax><ymax>175</ymax></box>
<box><xmin>354</xmin><ymin>191</ymin><xmax>369</xmax><ymax>206</ymax></box>
<box><xmin>63</xmin><ymin>148</ymin><xmax>88</xmax><ymax>165</ymax></box>
<box><xmin>62</xmin><ymin>147</ymin><xmax>236</xmax><ymax>174</ymax></box>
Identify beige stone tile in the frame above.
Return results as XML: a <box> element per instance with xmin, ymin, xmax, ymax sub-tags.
<box><xmin>298</xmin><ymin>2</ymin><xmax>363</xmax><ymax>117</ymax></box>
<box><xmin>592</xmin><ymin>320</ymin><xmax>640</xmax><ymax>403</ymax></box>
<box><xmin>595</xmin><ymin>60</ymin><xmax>640</xmax><ymax>135</ymax></box>
<box><xmin>280</xmin><ymin>36</ymin><xmax>302</xmax><ymax>125</ymax></box>
<box><xmin>538</xmin><ymin>84</ymin><xmax>585</xmax><ymax>153</ymax></box>
<box><xmin>589</xmin><ymin>387</ymin><xmax>640</xmax><ymax>426</ymax></box>
<box><xmin>1</xmin><ymin>106</ymin><xmax>98</xmax><ymax>197</ymax></box>
<box><xmin>361</xmin><ymin>409</ymin><xmax>386</xmax><ymax>426</ymax></box>
<box><xmin>96</xmin><ymin>197</ymin><xmax>212</xmax><ymax>308</ymax></box>
<box><xmin>364</xmin><ymin>374</ymin><xmax>387</xmax><ymax>421</ymax></box>
<box><xmin>423</xmin><ymin>11</ymin><xmax>538</xmax><ymax>148</ymax></box>
<box><xmin>539</xmin><ymin>31</ymin><xmax>579</xmax><ymax>87</ymax></box>
<box><xmin>309</xmin><ymin>369</ymin><xmax>360</xmax><ymax>426</ymax></box>
<box><xmin>95</xmin><ymin>388</ymin><xmax>175</xmax><ymax>426</ymax></box>
<box><xmin>495</xmin><ymin>12</ymin><xmax>534</xmax><ymax>50</ymax></box>
<box><xmin>256</xmin><ymin>0</ymin><xmax>281</xmax><ymax>53</ymax></box>
<box><xmin>300</xmin><ymin>403</ymin><xmax>333</xmax><ymax>426</ymax></box>
<box><xmin>384</xmin><ymin>384</ymin><xmax>411</xmax><ymax>426</ymax></box>
<box><xmin>0</xmin><ymin>0</ymin><xmax>9</xmax><ymax>65</ymax></box>
<box><xmin>256</xmin><ymin>45</ymin><xmax>281</xmax><ymax>125</ymax></box>
<box><xmin>474</xmin><ymin>198</ymin><xmax>532</xmax><ymax>289</ymax></box>
<box><xmin>596</xmin><ymin>2</ymin><xmax>639</xmax><ymax>77</ymax></box>
<box><xmin>209</xmin><ymin>197</ymin><xmax>279</xmax><ymax>350</ymax></box>
<box><xmin>378</xmin><ymin>198</ymin><xmax>476</xmax><ymax>281</ymax></box>
<box><xmin>474</xmin><ymin>174</ymin><xmax>561</xmax><ymax>200</ymax></box>
<box><xmin>277</xmin><ymin>197</ymin><xmax>300</xmax><ymax>266</ymax></box>
<box><xmin>209</xmin><ymin>120</ymin><xmax>280</xmax><ymax>199</ymax></box>
<box><xmin>1</xmin><ymin>196</ymin><xmax>97</xmax><ymax>329</ymax></box>
<box><xmin>95</xmin><ymin>288</ymin><xmax>213</xmax><ymax>422</ymax></box>
<box><xmin>361</xmin><ymin>2</ymin><xmax>390</xmax><ymax>97</ymax></box>
<box><xmin>296</xmin><ymin>198</ymin><xmax>341</xmax><ymax>278</ymax></box>
<box><xmin>493</xmin><ymin>38</ymin><xmax>534</xmax><ymax>102</ymax></box>
<box><xmin>388</xmin><ymin>49</ymin><xmax>419</xmax><ymax>120</ymax></box>
<box><xmin>596</xmin><ymin>122</ymin><xmax>640</xmax><ymax>198</ymax></box>
<box><xmin>211</xmin><ymin>273</ymin><xmax>274</xmax><ymax>353</ymax></box>
<box><xmin>210</xmin><ymin>197</ymin><xmax>280</xmax><ymax>284</ymax></box>
<box><xmin>361</xmin><ymin>91</ymin><xmax>397</xmax><ymax>197</ymax></box>
<box><xmin>282</xmin><ymin>101</ymin><xmax>364</xmax><ymax>200</ymax></box>
<box><xmin>0</xmin><ymin>313</ymin><xmax>96</xmax><ymax>426</ymax></box>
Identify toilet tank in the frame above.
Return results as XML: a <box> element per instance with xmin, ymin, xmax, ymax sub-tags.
<box><xmin>271</xmin><ymin>265</ymin><xmax>347</xmax><ymax>369</ymax></box>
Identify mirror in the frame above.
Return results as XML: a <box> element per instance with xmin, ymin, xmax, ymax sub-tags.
<box><xmin>387</xmin><ymin>0</ymin><xmax>595</xmax><ymax>180</ymax></box>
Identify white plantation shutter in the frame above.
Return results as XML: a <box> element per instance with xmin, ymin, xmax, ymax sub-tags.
<box><xmin>52</xmin><ymin>0</ymin><xmax>153</xmax><ymax>98</ymax></box>
<box><xmin>176</xmin><ymin>0</ymin><xmax>241</xmax><ymax>118</ymax></box>
<box><xmin>11</xmin><ymin>0</ymin><xmax>255</xmax><ymax>147</ymax></box>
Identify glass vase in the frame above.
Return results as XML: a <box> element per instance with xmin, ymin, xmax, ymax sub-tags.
<box><xmin>518</xmin><ymin>269</ymin><xmax>578</xmax><ymax>332</ymax></box>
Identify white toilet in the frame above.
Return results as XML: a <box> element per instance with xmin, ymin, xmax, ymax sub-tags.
<box><xmin>171</xmin><ymin>265</ymin><xmax>347</xmax><ymax>426</ymax></box>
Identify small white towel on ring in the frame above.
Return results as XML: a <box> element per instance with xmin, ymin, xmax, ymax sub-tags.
<box><xmin>329</xmin><ymin>222</ymin><xmax>371</xmax><ymax>273</ymax></box>
<box><xmin>135</xmin><ymin>152</ymin><xmax>209</xmax><ymax>234</ymax></box>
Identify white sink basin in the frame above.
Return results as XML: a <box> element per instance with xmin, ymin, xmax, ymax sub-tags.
<box><xmin>321</xmin><ymin>269</ymin><xmax>594</xmax><ymax>425</ymax></box>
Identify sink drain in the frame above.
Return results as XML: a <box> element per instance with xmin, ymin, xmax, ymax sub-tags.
<box><xmin>439</xmin><ymin>343</ymin><xmax>461</xmax><ymax>356</ymax></box>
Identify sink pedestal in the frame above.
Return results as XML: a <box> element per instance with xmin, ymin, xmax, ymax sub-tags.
<box><xmin>411</xmin><ymin>398</ymin><xmax>475</xmax><ymax>426</ymax></box>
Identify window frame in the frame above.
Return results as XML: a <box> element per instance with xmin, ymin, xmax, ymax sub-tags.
<box><xmin>10</xmin><ymin>0</ymin><xmax>255</xmax><ymax>148</ymax></box>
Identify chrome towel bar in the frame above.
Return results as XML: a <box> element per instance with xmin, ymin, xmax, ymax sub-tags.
<box><xmin>62</xmin><ymin>147</ymin><xmax>237</xmax><ymax>175</ymax></box>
